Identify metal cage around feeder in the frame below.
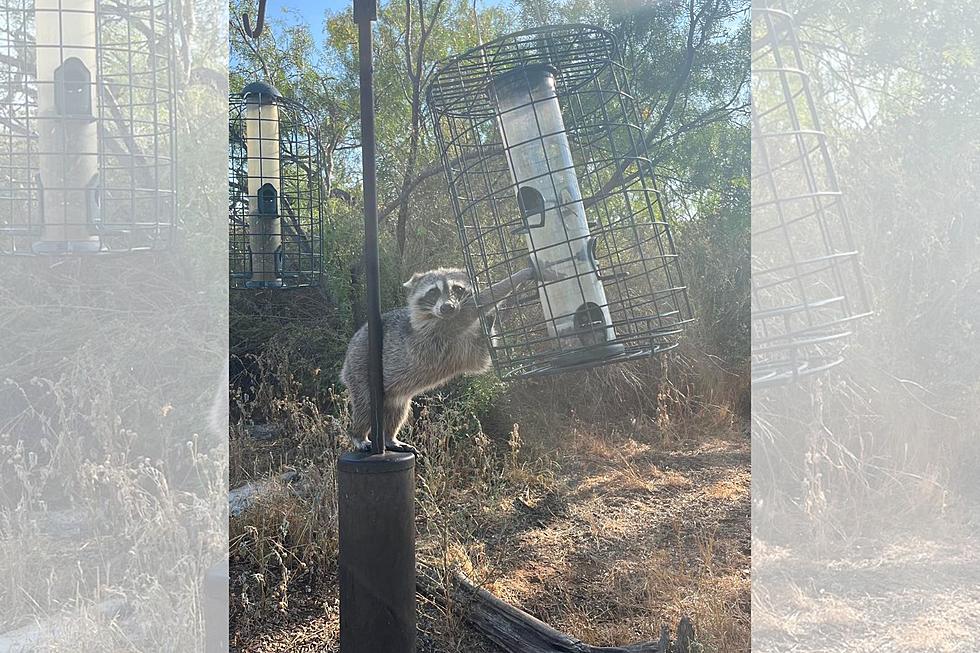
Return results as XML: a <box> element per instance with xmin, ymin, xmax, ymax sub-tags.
<box><xmin>751</xmin><ymin>3</ymin><xmax>870</xmax><ymax>387</ymax></box>
<box><xmin>229</xmin><ymin>82</ymin><xmax>324</xmax><ymax>289</ymax></box>
<box><xmin>0</xmin><ymin>0</ymin><xmax>176</xmax><ymax>255</ymax></box>
<box><xmin>427</xmin><ymin>24</ymin><xmax>693</xmax><ymax>380</ymax></box>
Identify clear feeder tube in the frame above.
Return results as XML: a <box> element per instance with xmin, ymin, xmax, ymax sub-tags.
<box><xmin>492</xmin><ymin>65</ymin><xmax>618</xmax><ymax>354</ymax></box>
<box><xmin>34</xmin><ymin>0</ymin><xmax>100</xmax><ymax>253</ymax></box>
<box><xmin>244</xmin><ymin>84</ymin><xmax>283</xmax><ymax>287</ymax></box>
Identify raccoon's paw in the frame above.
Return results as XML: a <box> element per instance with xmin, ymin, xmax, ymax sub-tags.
<box><xmin>535</xmin><ymin>264</ymin><xmax>561</xmax><ymax>283</ymax></box>
<box><xmin>527</xmin><ymin>259</ymin><xmax>562</xmax><ymax>283</ymax></box>
<box><xmin>352</xmin><ymin>438</ymin><xmax>373</xmax><ymax>453</ymax></box>
<box><xmin>385</xmin><ymin>439</ymin><xmax>420</xmax><ymax>456</ymax></box>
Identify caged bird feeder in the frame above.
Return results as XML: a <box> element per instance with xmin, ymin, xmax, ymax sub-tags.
<box><xmin>751</xmin><ymin>3</ymin><xmax>870</xmax><ymax>387</ymax></box>
<box><xmin>0</xmin><ymin>0</ymin><xmax>176</xmax><ymax>255</ymax></box>
<box><xmin>427</xmin><ymin>24</ymin><xmax>693</xmax><ymax>380</ymax></box>
<box><xmin>228</xmin><ymin>81</ymin><xmax>324</xmax><ymax>289</ymax></box>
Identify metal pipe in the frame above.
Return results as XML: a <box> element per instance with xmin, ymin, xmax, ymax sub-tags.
<box><xmin>337</xmin><ymin>452</ymin><xmax>417</xmax><ymax>653</ymax></box>
<box><xmin>355</xmin><ymin>0</ymin><xmax>386</xmax><ymax>456</ymax></box>
<box><xmin>337</xmin><ymin>2</ymin><xmax>417</xmax><ymax>651</ymax></box>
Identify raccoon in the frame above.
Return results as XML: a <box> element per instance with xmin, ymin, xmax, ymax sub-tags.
<box><xmin>340</xmin><ymin>265</ymin><xmax>542</xmax><ymax>453</ymax></box>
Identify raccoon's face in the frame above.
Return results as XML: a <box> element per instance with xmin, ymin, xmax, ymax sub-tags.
<box><xmin>404</xmin><ymin>268</ymin><xmax>472</xmax><ymax>324</ymax></box>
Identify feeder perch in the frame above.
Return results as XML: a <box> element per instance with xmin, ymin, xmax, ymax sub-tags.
<box><xmin>427</xmin><ymin>24</ymin><xmax>693</xmax><ymax>379</ymax></box>
<box><xmin>751</xmin><ymin>3</ymin><xmax>870</xmax><ymax>387</ymax></box>
<box><xmin>229</xmin><ymin>81</ymin><xmax>324</xmax><ymax>289</ymax></box>
<box><xmin>0</xmin><ymin>0</ymin><xmax>176</xmax><ymax>254</ymax></box>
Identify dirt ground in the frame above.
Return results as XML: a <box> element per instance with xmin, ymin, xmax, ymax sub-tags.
<box><xmin>229</xmin><ymin>419</ymin><xmax>751</xmax><ymax>652</ymax></box>
<box><xmin>753</xmin><ymin>527</ymin><xmax>980</xmax><ymax>652</ymax></box>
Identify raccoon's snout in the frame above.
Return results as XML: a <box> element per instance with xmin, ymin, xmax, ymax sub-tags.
<box><xmin>438</xmin><ymin>302</ymin><xmax>458</xmax><ymax>317</ymax></box>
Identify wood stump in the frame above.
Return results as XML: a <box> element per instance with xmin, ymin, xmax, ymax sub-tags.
<box><xmin>418</xmin><ymin>566</ymin><xmax>700</xmax><ymax>653</ymax></box>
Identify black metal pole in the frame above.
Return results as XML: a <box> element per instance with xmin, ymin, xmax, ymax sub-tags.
<box><xmin>355</xmin><ymin>0</ymin><xmax>386</xmax><ymax>457</ymax></box>
<box><xmin>338</xmin><ymin>1</ymin><xmax>417</xmax><ymax>651</ymax></box>
<box><xmin>338</xmin><ymin>453</ymin><xmax>416</xmax><ymax>652</ymax></box>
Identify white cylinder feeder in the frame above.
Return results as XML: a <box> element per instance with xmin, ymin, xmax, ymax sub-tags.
<box><xmin>428</xmin><ymin>25</ymin><xmax>693</xmax><ymax>379</ymax></box>
<box><xmin>0</xmin><ymin>0</ymin><xmax>177</xmax><ymax>255</ymax></box>
<box><xmin>33</xmin><ymin>0</ymin><xmax>101</xmax><ymax>253</ymax></box>
<box><xmin>228</xmin><ymin>82</ymin><xmax>325</xmax><ymax>289</ymax></box>
<box><xmin>492</xmin><ymin>64</ymin><xmax>619</xmax><ymax>361</ymax></box>
<box><xmin>243</xmin><ymin>82</ymin><xmax>284</xmax><ymax>288</ymax></box>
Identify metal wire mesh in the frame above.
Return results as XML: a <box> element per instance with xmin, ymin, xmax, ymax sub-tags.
<box><xmin>751</xmin><ymin>4</ymin><xmax>871</xmax><ymax>387</ymax></box>
<box><xmin>0</xmin><ymin>0</ymin><xmax>176</xmax><ymax>254</ymax></box>
<box><xmin>228</xmin><ymin>82</ymin><xmax>324</xmax><ymax>289</ymax></box>
<box><xmin>427</xmin><ymin>24</ymin><xmax>692</xmax><ymax>380</ymax></box>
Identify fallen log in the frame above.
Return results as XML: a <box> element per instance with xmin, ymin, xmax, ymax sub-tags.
<box><xmin>418</xmin><ymin>566</ymin><xmax>699</xmax><ymax>653</ymax></box>
<box><xmin>228</xmin><ymin>469</ymin><xmax>302</xmax><ymax>517</ymax></box>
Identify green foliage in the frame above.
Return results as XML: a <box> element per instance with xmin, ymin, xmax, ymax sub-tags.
<box><xmin>796</xmin><ymin>0</ymin><xmax>980</xmax><ymax>408</ymax></box>
<box><xmin>229</xmin><ymin>0</ymin><xmax>751</xmax><ymax>411</ymax></box>
<box><xmin>455</xmin><ymin>374</ymin><xmax>508</xmax><ymax>420</ymax></box>
<box><xmin>754</xmin><ymin>0</ymin><xmax>980</xmax><ymax>524</ymax></box>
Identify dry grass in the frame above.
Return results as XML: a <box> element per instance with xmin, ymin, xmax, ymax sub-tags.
<box><xmin>752</xmin><ymin>364</ymin><xmax>980</xmax><ymax>651</ymax></box>
<box><xmin>522</xmin><ymin>419</ymin><xmax>750</xmax><ymax>652</ymax></box>
<box><xmin>228</xmin><ymin>346</ymin><xmax>750</xmax><ymax>652</ymax></box>
<box><xmin>752</xmin><ymin>530</ymin><xmax>980</xmax><ymax>653</ymax></box>
<box><xmin>0</xmin><ymin>259</ymin><xmax>228</xmax><ymax>651</ymax></box>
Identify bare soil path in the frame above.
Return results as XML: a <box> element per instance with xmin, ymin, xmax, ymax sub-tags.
<box><xmin>753</xmin><ymin>529</ymin><xmax>980</xmax><ymax>652</ymax></box>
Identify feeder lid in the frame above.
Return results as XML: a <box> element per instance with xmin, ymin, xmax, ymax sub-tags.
<box><xmin>241</xmin><ymin>81</ymin><xmax>283</xmax><ymax>104</ymax></box>
<box><xmin>427</xmin><ymin>24</ymin><xmax>617</xmax><ymax>119</ymax></box>
<box><xmin>489</xmin><ymin>63</ymin><xmax>559</xmax><ymax>98</ymax></box>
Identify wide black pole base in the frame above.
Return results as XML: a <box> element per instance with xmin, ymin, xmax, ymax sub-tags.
<box><xmin>337</xmin><ymin>451</ymin><xmax>417</xmax><ymax>653</ymax></box>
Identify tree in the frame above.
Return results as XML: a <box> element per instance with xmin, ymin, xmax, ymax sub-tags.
<box><xmin>230</xmin><ymin>0</ymin><xmax>752</xmax><ymax>390</ymax></box>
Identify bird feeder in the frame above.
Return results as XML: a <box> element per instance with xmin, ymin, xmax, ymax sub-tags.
<box><xmin>428</xmin><ymin>24</ymin><xmax>692</xmax><ymax>379</ymax></box>
<box><xmin>0</xmin><ymin>0</ymin><xmax>176</xmax><ymax>254</ymax></box>
<box><xmin>751</xmin><ymin>4</ymin><xmax>870</xmax><ymax>387</ymax></box>
<box><xmin>228</xmin><ymin>82</ymin><xmax>324</xmax><ymax>289</ymax></box>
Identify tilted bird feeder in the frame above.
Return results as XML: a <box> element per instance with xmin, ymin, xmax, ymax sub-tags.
<box><xmin>751</xmin><ymin>3</ymin><xmax>870</xmax><ymax>387</ymax></box>
<box><xmin>0</xmin><ymin>0</ymin><xmax>176</xmax><ymax>254</ymax></box>
<box><xmin>228</xmin><ymin>81</ymin><xmax>324</xmax><ymax>289</ymax></box>
<box><xmin>427</xmin><ymin>24</ymin><xmax>693</xmax><ymax>379</ymax></box>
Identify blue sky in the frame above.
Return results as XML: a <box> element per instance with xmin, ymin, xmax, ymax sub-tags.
<box><xmin>259</xmin><ymin>0</ymin><xmax>343</xmax><ymax>34</ymax></box>
<box><xmin>259</xmin><ymin>0</ymin><xmax>512</xmax><ymax>37</ymax></box>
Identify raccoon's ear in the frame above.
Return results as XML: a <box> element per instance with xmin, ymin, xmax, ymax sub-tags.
<box><xmin>402</xmin><ymin>272</ymin><xmax>424</xmax><ymax>290</ymax></box>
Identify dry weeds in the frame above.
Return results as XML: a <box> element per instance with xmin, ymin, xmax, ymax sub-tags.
<box><xmin>228</xmin><ymin>350</ymin><xmax>750</xmax><ymax>652</ymax></box>
<box><xmin>1</xmin><ymin>259</ymin><xmax>228</xmax><ymax>651</ymax></box>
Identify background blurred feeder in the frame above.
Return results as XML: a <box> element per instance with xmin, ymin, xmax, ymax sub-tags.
<box><xmin>243</xmin><ymin>82</ymin><xmax>282</xmax><ymax>287</ymax></box>
<box><xmin>34</xmin><ymin>0</ymin><xmax>99</xmax><ymax>253</ymax></box>
<box><xmin>0</xmin><ymin>0</ymin><xmax>177</xmax><ymax>254</ymax></box>
<box><xmin>751</xmin><ymin>3</ymin><xmax>871</xmax><ymax>387</ymax></box>
<box><xmin>228</xmin><ymin>82</ymin><xmax>324</xmax><ymax>289</ymax></box>
<box><xmin>427</xmin><ymin>24</ymin><xmax>693</xmax><ymax>379</ymax></box>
